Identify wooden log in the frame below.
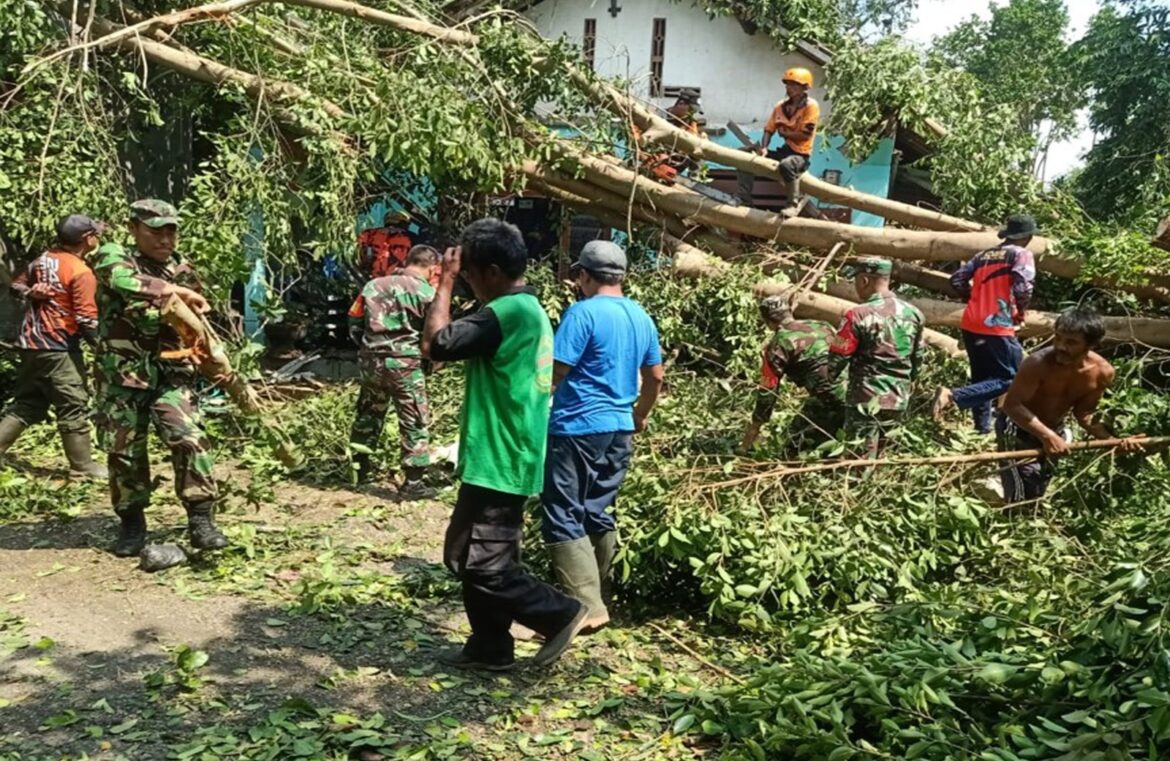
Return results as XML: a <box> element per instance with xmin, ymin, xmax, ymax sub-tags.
<box><xmin>569</xmin><ymin>149</ymin><xmax>1029</xmax><ymax>258</ymax></box>
<box><xmin>891</xmin><ymin>260</ymin><xmax>960</xmax><ymax>298</ymax></box>
<box><xmin>528</xmin><ymin>178</ymin><xmax>730</xmax><ymax>278</ymax></box>
<box><xmin>522</xmin><ymin>162</ymin><xmax>744</xmax><ymax>261</ymax></box>
<box><xmin>160</xmin><ymin>296</ymin><xmax>303</xmax><ymax>467</ymax></box>
<box><xmin>1154</xmin><ymin>215</ymin><xmax>1170</xmax><ymax>252</ymax></box>
<box><xmin>823</xmin><ymin>281</ymin><xmax>1170</xmax><ymax>348</ymax></box>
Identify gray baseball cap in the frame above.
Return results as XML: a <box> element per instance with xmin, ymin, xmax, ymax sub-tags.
<box><xmin>571</xmin><ymin>240</ymin><xmax>628</xmax><ymax>276</ymax></box>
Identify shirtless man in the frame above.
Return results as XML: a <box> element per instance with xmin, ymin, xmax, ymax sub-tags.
<box><xmin>998</xmin><ymin>308</ymin><xmax>1144</xmax><ymax>503</ymax></box>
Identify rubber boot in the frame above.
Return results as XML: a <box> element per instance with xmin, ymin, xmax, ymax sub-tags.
<box><xmin>186</xmin><ymin>501</ymin><xmax>229</xmax><ymax>550</ymax></box>
<box><xmin>113</xmin><ymin>508</ymin><xmax>147</xmax><ymax>558</ymax></box>
<box><xmin>60</xmin><ymin>431</ymin><xmax>108</xmax><ymax>480</ymax></box>
<box><xmin>590</xmin><ymin>531</ymin><xmax>619</xmax><ymax>606</ymax></box>
<box><xmin>548</xmin><ymin>536</ymin><xmax>608</xmax><ymax>632</ymax></box>
<box><xmin>399</xmin><ymin>466</ymin><xmax>436</xmax><ymax>500</ymax></box>
<box><xmin>0</xmin><ymin>416</ymin><xmax>27</xmax><ymax>460</ymax></box>
<box><xmin>352</xmin><ymin>452</ymin><xmax>372</xmax><ymax>484</ymax></box>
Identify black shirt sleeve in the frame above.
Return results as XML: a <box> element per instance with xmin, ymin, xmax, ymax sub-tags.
<box><xmin>429</xmin><ymin>307</ymin><xmax>503</xmax><ymax>361</ymax></box>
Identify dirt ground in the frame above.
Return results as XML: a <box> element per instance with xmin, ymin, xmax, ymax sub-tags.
<box><xmin>0</xmin><ymin>457</ymin><xmax>719</xmax><ymax>761</ymax></box>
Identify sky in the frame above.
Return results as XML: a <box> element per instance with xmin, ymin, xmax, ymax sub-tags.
<box><xmin>903</xmin><ymin>0</ymin><xmax>1102</xmax><ymax>181</ymax></box>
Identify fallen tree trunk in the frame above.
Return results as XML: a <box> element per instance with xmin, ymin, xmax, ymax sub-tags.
<box><xmin>528</xmin><ymin>177</ymin><xmax>731</xmax><ymax>278</ymax></box>
<box><xmin>569</xmin><ymin>148</ymin><xmax>1028</xmax><ymax>258</ymax></box>
<box><xmin>823</xmin><ymin>281</ymin><xmax>1170</xmax><ymax>348</ymax></box>
<box><xmin>522</xmin><ymin>161</ymin><xmax>745</xmax><ymax>261</ymax></box>
<box><xmin>74</xmin><ymin>0</ymin><xmax>986</xmax><ymax>234</ymax></box>
<box><xmin>892</xmin><ymin>260</ymin><xmax>960</xmax><ymax>298</ymax></box>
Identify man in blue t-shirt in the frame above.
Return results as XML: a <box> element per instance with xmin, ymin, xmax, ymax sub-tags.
<box><xmin>541</xmin><ymin>240</ymin><xmax>664</xmax><ymax>633</ymax></box>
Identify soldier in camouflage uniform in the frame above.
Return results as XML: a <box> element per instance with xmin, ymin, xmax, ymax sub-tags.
<box><xmin>348</xmin><ymin>245</ymin><xmax>440</xmax><ymax>499</ymax></box>
<box><xmin>830</xmin><ymin>258</ymin><xmax>925</xmax><ymax>457</ymax></box>
<box><xmin>94</xmin><ymin>199</ymin><xmax>228</xmax><ymax>557</ymax></box>
<box><xmin>739</xmin><ymin>295</ymin><xmax>846</xmax><ymax>454</ymax></box>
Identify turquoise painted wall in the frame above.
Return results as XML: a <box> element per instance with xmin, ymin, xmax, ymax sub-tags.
<box><xmin>707</xmin><ymin>130</ymin><xmax>895</xmax><ymax>228</ymax></box>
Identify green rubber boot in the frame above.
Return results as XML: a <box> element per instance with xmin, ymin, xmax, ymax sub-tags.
<box><xmin>548</xmin><ymin>536</ymin><xmax>608</xmax><ymax>632</ymax></box>
<box><xmin>0</xmin><ymin>416</ymin><xmax>27</xmax><ymax>461</ymax></box>
<box><xmin>61</xmin><ymin>431</ymin><xmax>108</xmax><ymax>480</ymax></box>
<box><xmin>590</xmin><ymin>530</ymin><xmax>619</xmax><ymax>607</ymax></box>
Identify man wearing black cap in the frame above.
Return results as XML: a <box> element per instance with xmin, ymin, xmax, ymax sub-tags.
<box><xmin>93</xmin><ymin>199</ymin><xmax>227</xmax><ymax>557</ymax></box>
<box><xmin>932</xmin><ymin>214</ymin><xmax>1037</xmax><ymax>434</ymax></box>
<box><xmin>0</xmin><ymin>215</ymin><xmax>106</xmax><ymax>478</ymax></box>
<box><xmin>540</xmin><ymin>241</ymin><xmax>664</xmax><ymax>633</ymax></box>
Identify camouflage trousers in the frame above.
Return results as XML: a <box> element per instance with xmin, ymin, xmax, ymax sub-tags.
<box><xmin>104</xmin><ymin>383</ymin><xmax>218</xmax><ymax>514</ymax></box>
<box><xmin>786</xmin><ymin>397</ymin><xmax>846</xmax><ymax>455</ymax></box>
<box><xmin>845</xmin><ymin>407</ymin><xmax>906</xmax><ymax>459</ymax></box>
<box><xmin>350</xmin><ymin>355</ymin><xmax>431</xmax><ymax>469</ymax></box>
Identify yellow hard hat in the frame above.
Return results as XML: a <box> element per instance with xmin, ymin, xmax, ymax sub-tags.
<box><xmin>783</xmin><ymin>67</ymin><xmax>814</xmax><ymax>88</ymax></box>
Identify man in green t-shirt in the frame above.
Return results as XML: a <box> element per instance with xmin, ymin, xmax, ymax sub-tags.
<box><xmin>422</xmin><ymin>218</ymin><xmax>586</xmax><ymax>671</ymax></box>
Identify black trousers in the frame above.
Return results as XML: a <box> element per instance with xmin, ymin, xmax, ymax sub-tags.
<box><xmin>736</xmin><ymin>145</ymin><xmax>810</xmax><ymax>204</ymax></box>
<box><xmin>443</xmin><ymin>483</ymin><xmax>581</xmax><ymax>662</ymax></box>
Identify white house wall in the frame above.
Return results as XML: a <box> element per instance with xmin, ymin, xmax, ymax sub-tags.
<box><xmin>525</xmin><ymin>0</ymin><xmax>830</xmax><ymax>127</ymax></box>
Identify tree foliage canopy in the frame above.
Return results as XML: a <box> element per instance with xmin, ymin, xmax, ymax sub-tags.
<box><xmin>934</xmin><ymin>0</ymin><xmax>1081</xmax><ymax>148</ymax></box>
<box><xmin>1071</xmin><ymin>0</ymin><xmax>1170</xmax><ymax>225</ymax></box>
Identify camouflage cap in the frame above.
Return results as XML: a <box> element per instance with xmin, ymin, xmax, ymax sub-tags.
<box><xmin>129</xmin><ymin>199</ymin><xmax>180</xmax><ymax>229</ymax></box>
<box><xmin>759</xmin><ymin>294</ymin><xmax>793</xmax><ymax>322</ymax></box>
<box><xmin>845</xmin><ymin>257</ymin><xmax>892</xmax><ymax>277</ymax></box>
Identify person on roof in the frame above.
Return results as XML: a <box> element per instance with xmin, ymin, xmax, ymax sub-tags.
<box><xmin>738</xmin><ymin>67</ymin><xmax>820</xmax><ymax>214</ymax></box>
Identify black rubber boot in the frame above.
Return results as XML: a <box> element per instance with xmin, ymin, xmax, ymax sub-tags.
<box><xmin>113</xmin><ymin>509</ymin><xmax>147</xmax><ymax>558</ymax></box>
<box><xmin>0</xmin><ymin>416</ymin><xmax>27</xmax><ymax>460</ymax></box>
<box><xmin>353</xmin><ymin>452</ymin><xmax>373</xmax><ymax>483</ymax></box>
<box><xmin>186</xmin><ymin>502</ymin><xmax>229</xmax><ymax>550</ymax></box>
<box><xmin>399</xmin><ymin>466</ymin><xmax>436</xmax><ymax>500</ymax></box>
<box><xmin>61</xmin><ymin>431</ymin><xmax>108</xmax><ymax>480</ymax></box>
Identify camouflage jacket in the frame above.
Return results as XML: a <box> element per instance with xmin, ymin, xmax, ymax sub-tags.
<box><xmin>348</xmin><ymin>272</ymin><xmax>436</xmax><ymax>358</ymax></box>
<box><xmin>93</xmin><ymin>243</ymin><xmax>203</xmax><ymax>390</ymax></box>
<box><xmin>753</xmin><ymin>319</ymin><xmax>846</xmax><ymax>424</ymax></box>
<box><xmin>830</xmin><ymin>292</ymin><xmax>925</xmax><ymax>413</ymax></box>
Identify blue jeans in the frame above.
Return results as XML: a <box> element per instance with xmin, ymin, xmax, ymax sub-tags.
<box><xmin>540</xmin><ymin>432</ymin><xmax>633</xmax><ymax>544</ymax></box>
<box><xmin>953</xmin><ymin>331</ymin><xmax>1023</xmax><ymax>434</ymax></box>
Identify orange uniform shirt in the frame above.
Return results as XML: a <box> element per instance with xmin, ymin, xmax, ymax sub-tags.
<box><xmin>764</xmin><ymin>97</ymin><xmax>820</xmax><ymax>155</ymax></box>
<box><xmin>15</xmin><ymin>248</ymin><xmax>99</xmax><ymax>351</ymax></box>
